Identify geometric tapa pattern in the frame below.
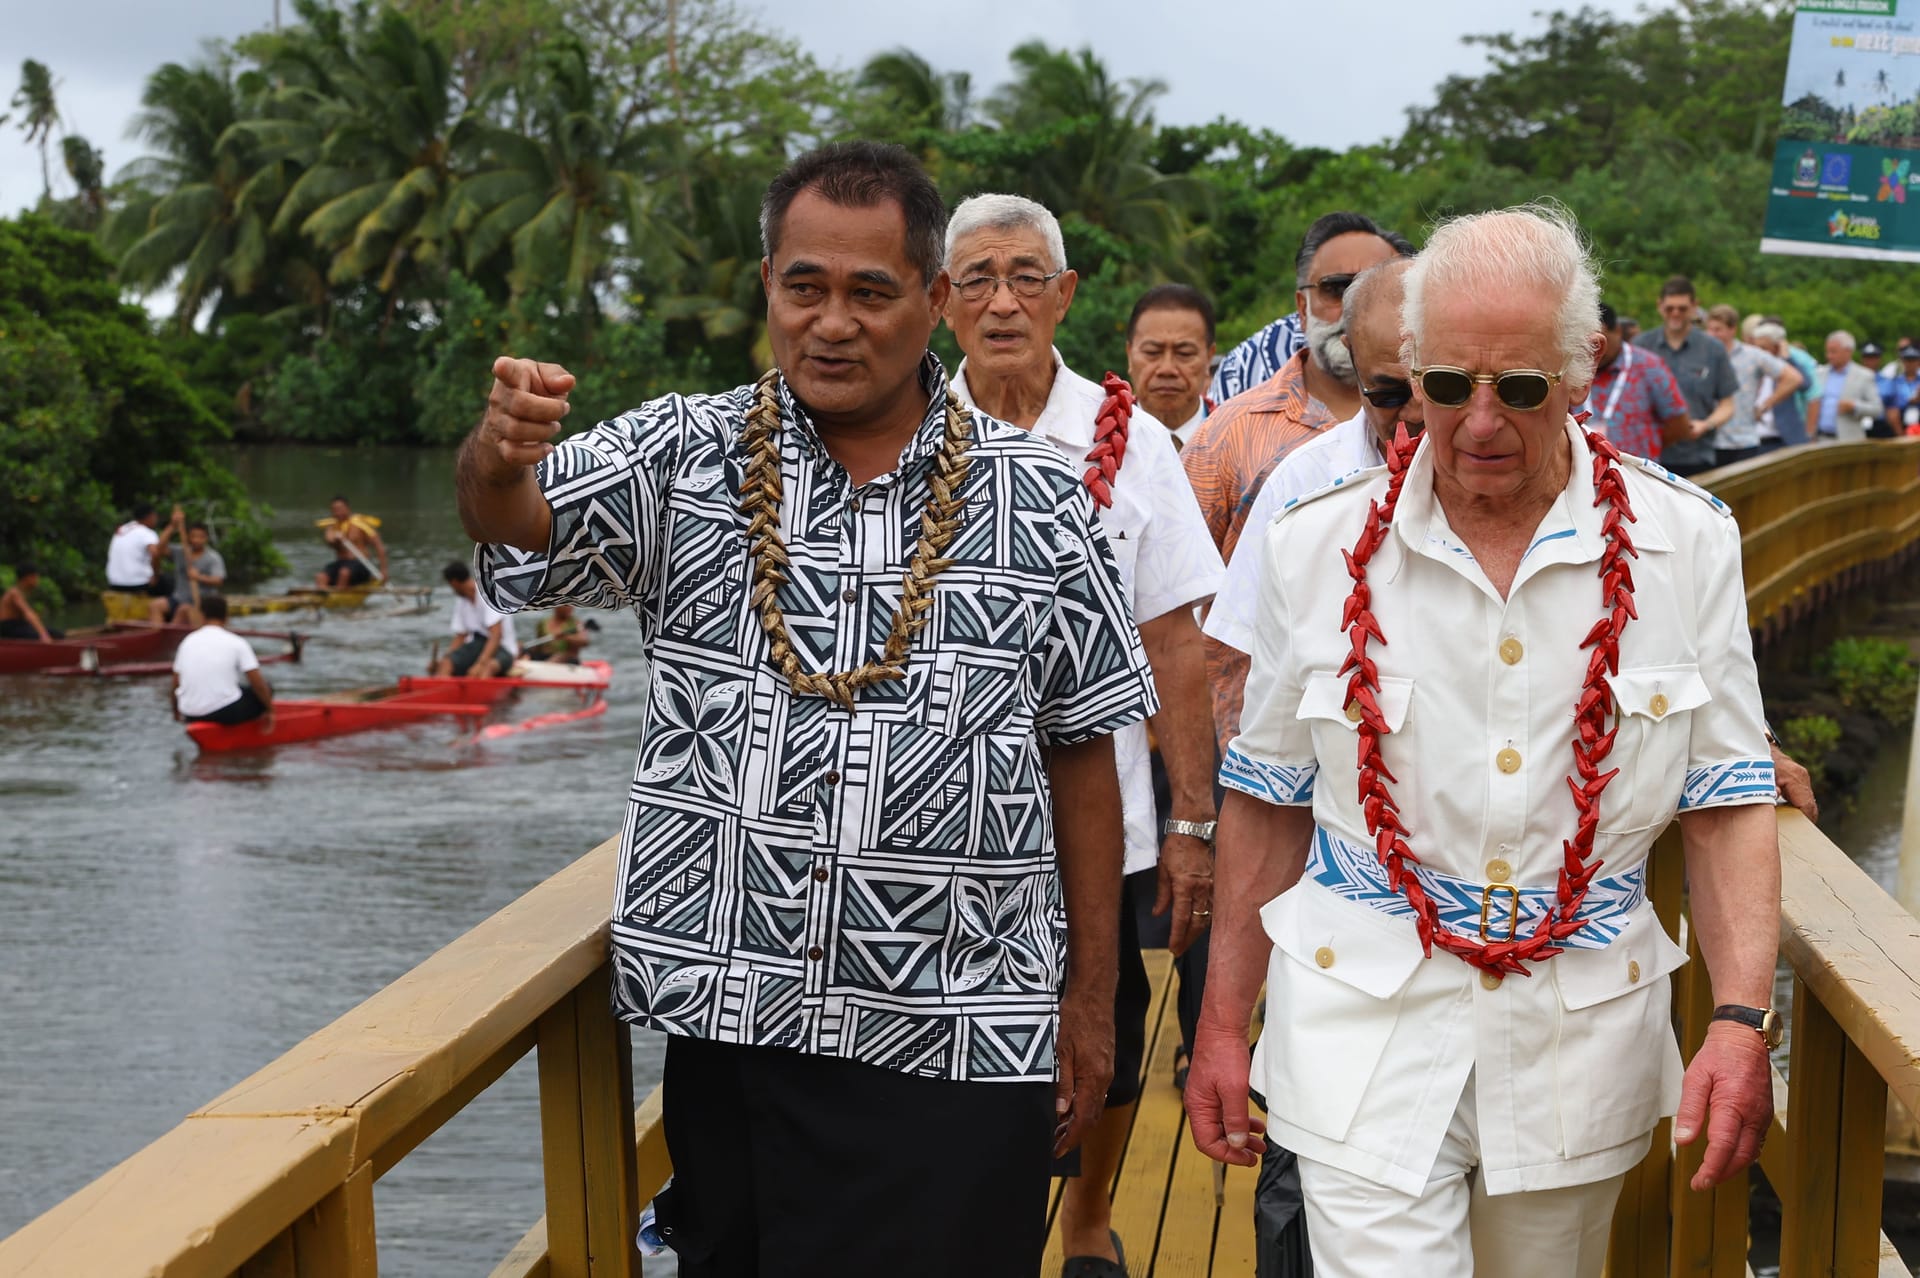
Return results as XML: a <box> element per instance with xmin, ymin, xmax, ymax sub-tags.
<box><xmin>1306</xmin><ymin>827</ymin><xmax>1646</xmax><ymax>949</ymax></box>
<box><xmin>479</xmin><ymin>355</ymin><xmax>1158</xmax><ymax>1082</ymax></box>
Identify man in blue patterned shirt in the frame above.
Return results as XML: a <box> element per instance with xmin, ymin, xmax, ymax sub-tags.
<box><xmin>456</xmin><ymin>142</ymin><xmax>1158</xmax><ymax>1278</ymax></box>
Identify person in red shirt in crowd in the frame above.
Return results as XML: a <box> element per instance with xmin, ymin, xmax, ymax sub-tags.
<box><xmin>1588</xmin><ymin>302</ymin><xmax>1690</xmax><ymax>462</ymax></box>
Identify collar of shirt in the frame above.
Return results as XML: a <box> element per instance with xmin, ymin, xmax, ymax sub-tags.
<box><xmin>778</xmin><ymin>351</ymin><xmax>956</xmax><ymax>473</ymax></box>
<box><xmin>1173</xmin><ymin>400</ymin><xmax>1207</xmax><ymax>448</ymax></box>
<box><xmin>1243</xmin><ymin>348</ymin><xmax>1324</xmax><ymax>419</ymax></box>
<box><xmin>1387</xmin><ymin>417</ymin><xmax>1675</xmax><ymax>588</ymax></box>
<box><xmin>951</xmin><ymin>347</ymin><xmax>1104</xmax><ymax>449</ymax></box>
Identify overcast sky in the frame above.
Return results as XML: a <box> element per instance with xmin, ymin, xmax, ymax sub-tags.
<box><xmin>2</xmin><ymin>0</ymin><xmax>1662</xmax><ymax>215</ymax></box>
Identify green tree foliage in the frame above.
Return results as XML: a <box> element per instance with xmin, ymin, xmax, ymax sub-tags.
<box><xmin>29</xmin><ymin>0</ymin><xmax>1920</xmax><ymax>450</ymax></box>
<box><xmin>0</xmin><ymin>216</ymin><xmax>283</xmax><ymax>602</ymax></box>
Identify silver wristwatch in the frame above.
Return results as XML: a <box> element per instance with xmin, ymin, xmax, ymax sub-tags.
<box><xmin>1163</xmin><ymin>819</ymin><xmax>1217</xmax><ymax>844</ymax></box>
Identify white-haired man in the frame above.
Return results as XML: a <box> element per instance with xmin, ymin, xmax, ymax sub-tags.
<box><xmin>944</xmin><ymin>192</ymin><xmax>1224</xmax><ymax>1277</ymax></box>
<box><xmin>1188</xmin><ymin>205</ymin><xmax>1781</xmax><ymax>1277</ymax></box>
<box><xmin>1812</xmin><ymin>330</ymin><xmax>1884</xmax><ymax>442</ymax></box>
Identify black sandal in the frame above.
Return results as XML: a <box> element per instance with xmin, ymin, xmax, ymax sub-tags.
<box><xmin>1062</xmin><ymin>1230</ymin><xmax>1128</xmax><ymax>1278</ymax></box>
<box><xmin>1173</xmin><ymin>1043</ymin><xmax>1191</xmax><ymax>1094</ymax></box>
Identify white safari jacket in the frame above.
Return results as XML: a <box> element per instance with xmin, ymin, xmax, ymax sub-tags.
<box><xmin>1223</xmin><ymin>420</ymin><xmax>1774</xmax><ymax>1196</ymax></box>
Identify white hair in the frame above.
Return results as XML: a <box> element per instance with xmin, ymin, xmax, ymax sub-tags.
<box><xmin>1755</xmin><ymin>321</ymin><xmax>1787</xmax><ymax>344</ymax></box>
<box><xmin>944</xmin><ymin>193</ymin><xmax>1068</xmax><ymax>273</ymax></box>
<box><xmin>1401</xmin><ymin>201</ymin><xmax>1602</xmax><ymax>386</ymax></box>
<box><xmin>1828</xmin><ymin>330</ymin><xmax>1856</xmax><ymax>351</ymax></box>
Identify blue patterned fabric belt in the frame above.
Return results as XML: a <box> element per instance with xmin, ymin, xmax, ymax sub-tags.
<box><xmin>1308</xmin><ymin>827</ymin><xmax>1645</xmax><ymax>950</ymax></box>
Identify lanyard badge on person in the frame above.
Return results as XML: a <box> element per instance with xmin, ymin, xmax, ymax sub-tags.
<box><xmin>1595</xmin><ymin>345</ymin><xmax>1631</xmax><ymax>428</ymax></box>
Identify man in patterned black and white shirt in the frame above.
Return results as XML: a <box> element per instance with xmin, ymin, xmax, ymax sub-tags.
<box><xmin>456</xmin><ymin>142</ymin><xmax>1158</xmax><ymax>1278</ymax></box>
<box><xmin>944</xmin><ymin>191</ymin><xmax>1224</xmax><ymax>1277</ymax></box>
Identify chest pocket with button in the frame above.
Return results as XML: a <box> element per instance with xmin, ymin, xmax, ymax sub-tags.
<box><xmin>1297</xmin><ymin>670</ymin><xmax>1414</xmax><ymax>748</ymax></box>
<box><xmin>939</xmin><ymin>585</ymin><xmax>1044</xmax><ymax>738</ymax></box>
<box><xmin>1599</xmin><ymin>665</ymin><xmax>1711</xmax><ymax>833</ymax></box>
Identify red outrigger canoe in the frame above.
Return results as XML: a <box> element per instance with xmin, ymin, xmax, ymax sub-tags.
<box><xmin>0</xmin><ymin>623</ymin><xmax>184</xmax><ymax>675</ymax></box>
<box><xmin>186</xmin><ymin>660</ymin><xmax>612</xmax><ymax>753</ymax></box>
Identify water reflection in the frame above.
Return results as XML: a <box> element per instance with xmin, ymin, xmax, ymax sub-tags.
<box><xmin>0</xmin><ymin>446</ymin><xmax>670</xmax><ymax>1275</ymax></box>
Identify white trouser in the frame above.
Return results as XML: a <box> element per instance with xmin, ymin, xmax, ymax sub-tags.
<box><xmin>1296</xmin><ymin>1076</ymin><xmax>1626</xmax><ymax>1278</ymax></box>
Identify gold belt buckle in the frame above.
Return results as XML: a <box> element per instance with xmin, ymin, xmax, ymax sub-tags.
<box><xmin>1479</xmin><ymin>884</ymin><xmax>1520</xmax><ymax>942</ymax></box>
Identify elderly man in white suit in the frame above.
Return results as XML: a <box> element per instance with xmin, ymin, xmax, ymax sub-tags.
<box><xmin>1187</xmin><ymin>204</ymin><xmax>1781</xmax><ymax>1278</ymax></box>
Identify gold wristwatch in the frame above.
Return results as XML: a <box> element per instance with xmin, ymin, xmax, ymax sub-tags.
<box><xmin>1711</xmin><ymin>1003</ymin><xmax>1784</xmax><ymax>1050</ymax></box>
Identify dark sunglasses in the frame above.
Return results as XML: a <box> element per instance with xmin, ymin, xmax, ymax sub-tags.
<box><xmin>1307</xmin><ymin>272</ymin><xmax>1357</xmax><ymax>301</ymax></box>
<box><xmin>1413</xmin><ymin>365</ymin><xmax>1565</xmax><ymax>411</ymax></box>
<box><xmin>1359</xmin><ymin>378</ymin><xmax>1415</xmax><ymax>409</ymax></box>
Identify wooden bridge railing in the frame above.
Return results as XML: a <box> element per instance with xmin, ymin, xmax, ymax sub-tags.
<box><xmin>1709</xmin><ymin>437</ymin><xmax>1920</xmax><ymax>636</ymax></box>
<box><xmin>6</xmin><ymin>440</ymin><xmax>1920</xmax><ymax>1277</ymax></box>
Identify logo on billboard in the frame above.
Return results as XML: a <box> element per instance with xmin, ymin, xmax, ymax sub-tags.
<box><xmin>1880</xmin><ymin>158</ymin><xmax>1911</xmax><ymax>203</ymax></box>
<box><xmin>1823</xmin><ymin>153</ymin><xmax>1854</xmax><ymax>188</ymax></box>
<box><xmin>1795</xmin><ymin>148</ymin><xmax>1821</xmax><ymax>188</ymax></box>
<box><xmin>1830</xmin><ymin>211</ymin><xmax>1884</xmax><ymax>240</ymax></box>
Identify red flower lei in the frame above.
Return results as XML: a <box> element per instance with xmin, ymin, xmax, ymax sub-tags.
<box><xmin>1082</xmin><ymin>373</ymin><xmax>1133</xmax><ymax>508</ymax></box>
<box><xmin>1341</xmin><ymin>422</ymin><xmax>1639</xmax><ymax>976</ymax></box>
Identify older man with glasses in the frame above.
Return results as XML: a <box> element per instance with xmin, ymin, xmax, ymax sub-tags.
<box><xmin>943</xmin><ymin>192</ymin><xmax>1225</xmax><ymax>1278</ymax></box>
<box><xmin>1189</xmin><ymin>205</ymin><xmax>1781</xmax><ymax>1278</ymax></box>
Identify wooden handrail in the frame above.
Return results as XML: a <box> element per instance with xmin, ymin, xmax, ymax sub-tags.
<box><xmin>0</xmin><ymin>840</ymin><xmax>627</xmax><ymax>1277</ymax></box>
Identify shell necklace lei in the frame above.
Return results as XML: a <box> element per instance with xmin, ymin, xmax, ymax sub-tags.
<box><xmin>1342</xmin><ymin>422</ymin><xmax>1639</xmax><ymax>976</ymax></box>
<box><xmin>739</xmin><ymin>368</ymin><xmax>974</xmax><ymax>709</ymax></box>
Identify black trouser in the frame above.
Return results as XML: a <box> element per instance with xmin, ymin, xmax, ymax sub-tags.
<box><xmin>1715</xmin><ymin>445</ymin><xmax>1762</xmax><ymax>467</ymax></box>
<box><xmin>322</xmin><ymin>558</ymin><xmax>373</xmax><ymax>588</ymax></box>
<box><xmin>186</xmin><ymin>688</ymin><xmax>267</xmax><ymax>725</ymax></box>
<box><xmin>657</xmin><ymin>1035</ymin><xmax>1054</xmax><ymax>1278</ymax></box>
<box><xmin>0</xmin><ymin>618</ymin><xmax>61</xmax><ymax>640</ymax></box>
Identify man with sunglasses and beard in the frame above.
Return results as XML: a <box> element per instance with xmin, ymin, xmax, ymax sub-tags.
<box><xmin>1189</xmin><ymin>205</ymin><xmax>1780</xmax><ymax>1278</ymax></box>
<box><xmin>1203</xmin><ymin>259</ymin><xmax>1421</xmax><ymax>665</ymax></box>
<box><xmin>1184</xmin><ymin>212</ymin><xmax>1413</xmax><ymax>752</ymax></box>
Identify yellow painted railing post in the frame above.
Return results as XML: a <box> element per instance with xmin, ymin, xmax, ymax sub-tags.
<box><xmin>1779</xmin><ymin>978</ymin><xmax>1888</xmax><ymax>1277</ymax></box>
<box><xmin>291</xmin><ymin>1163</ymin><xmax>378</xmax><ymax>1277</ymax></box>
<box><xmin>1667</xmin><ymin>915</ymin><xmax>1748</xmax><ymax>1278</ymax></box>
<box><xmin>1608</xmin><ymin>830</ymin><xmax>1683</xmax><ymax>1276</ymax></box>
<box><xmin>538</xmin><ymin>963</ymin><xmax>641</xmax><ymax>1278</ymax></box>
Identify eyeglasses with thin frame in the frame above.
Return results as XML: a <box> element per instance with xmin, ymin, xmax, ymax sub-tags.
<box><xmin>1305</xmin><ymin>273</ymin><xmax>1357</xmax><ymax>302</ymax></box>
<box><xmin>1359</xmin><ymin>378</ymin><xmax>1415</xmax><ymax>409</ymax></box>
<box><xmin>953</xmin><ymin>269</ymin><xmax>1065</xmax><ymax>302</ymax></box>
<box><xmin>1413</xmin><ymin>366</ymin><xmax>1565</xmax><ymax>411</ymax></box>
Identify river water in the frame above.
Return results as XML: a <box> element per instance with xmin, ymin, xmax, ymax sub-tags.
<box><xmin>3</xmin><ymin>445</ymin><xmax>1916</xmax><ymax>1273</ymax></box>
<box><xmin>1</xmin><ymin>445</ymin><xmax>672</xmax><ymax>1274</ymax></box>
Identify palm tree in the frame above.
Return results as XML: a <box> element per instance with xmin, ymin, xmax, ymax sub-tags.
<box><xmin>980</xmin><ymin>42</ymin><xmax>1206</xmax><ymax>275</ymax></box>
<box><xmin>102</xmin><ymin>56</ymin><xmax>305</xmax><ymax>326</ymax></box>
<box><xmin>59</xmin><ymin>134</ymin><xmax>106</xmax><ymax>229</ymax></box>
<box><xmin>10</xmin><ymin>60</ymin><xmax>61</xmax><ymax>197</ymax></box>
<box><xmin>859</xmin><ymin>48</ymin><xmax>975</xmax><ymax>135</ymax></box>
<box><xmin>455</xmin><ymin>34</ymin><xmax>686</xmax><ymax>305</ymax></box>
<box><xmin>250</xmin><ymin>0</ymin><xmax>471</xmax><ymax>309</ymax></box>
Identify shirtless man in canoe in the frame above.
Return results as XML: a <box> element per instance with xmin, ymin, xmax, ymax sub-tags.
<box><xmin>0</xmin><ymin>564</ymin><xmax>59</xmax><ymax>641</ymax></box>
<box><xmin>314</xmin><ymin>496</ymin><xmax>389</xmax><ymax>590</ymax></box>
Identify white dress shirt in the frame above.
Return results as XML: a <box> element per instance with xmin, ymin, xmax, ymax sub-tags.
<box><xmin>956</xmin><ymin>349</ymin><xmax>1225</xmax><ymax>875</ymax></box>
<box><xmin>1224</xmin><ymin>419</ymin><xmax>1774</xmax><ymax>1196</ymax></box>
<box><xmin>1169</xmin><ymin>402</ymin><xmax>1207</xmax><ymax>451</ymax></box>
<box><xmin>1205</xmin><ymin>412</ymin><xmax>1382</xmax><ymax>655</ymax></box>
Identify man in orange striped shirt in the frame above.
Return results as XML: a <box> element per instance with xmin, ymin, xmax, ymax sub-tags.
<box><xmin>1184</xmin><ymin>212</ymin><xmax>1412</xmax><ymax>749</ymax></box>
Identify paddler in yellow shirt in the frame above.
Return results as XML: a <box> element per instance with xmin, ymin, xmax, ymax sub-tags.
<box><xmin>314</xmin><ymin>495</ymin><xmax>389</xmax><ymax>589</ymax></box>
